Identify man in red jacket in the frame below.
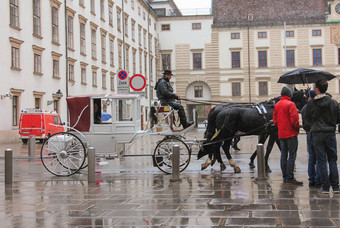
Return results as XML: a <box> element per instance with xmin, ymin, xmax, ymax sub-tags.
<box><xmin>273</xmin><ymin>86</ymin><xmax>303</xmax><ymax>185</ymax></box>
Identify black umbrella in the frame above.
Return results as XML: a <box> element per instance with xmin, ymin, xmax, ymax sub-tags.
<box><xmin>277</xmin><ymin>68</ymin><xmax>335</xmax><ymax>85</ymax></box>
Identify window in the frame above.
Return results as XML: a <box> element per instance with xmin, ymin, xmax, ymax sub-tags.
<box><xmin>131</xmin><ymin>20</ymin><xmax>135</xmax><ymax>41</ymax></box>
<box><xmin>126</xmin><ymin>46</ymin><xmax>130</xmax><ymax>72</ymax></box>
<box><xmin>110</xmin><ymin>72</ymin><xmax>115</xmax><ymax>91</ymax></box>
<box><xmin>117</xmin><ymin>9</ymin><xmax>121</xmax><ymax>32</ymax></box>
<box><xmin>161</xmin><ymin>24</ymin><xmax>170</xmax><ymax>31</ymax></box>
<box><xmin>12</xmin><ymin>95</ymin><xmax>18</xmax><ymax>126</ymax></box>
<box><xmin>259</xmin><ymin>81</ymin><xmax>268</xmax><ymax>96</ymax></box>
<box><xmin>124</xmin><ymin>15</ymin><xmax>129</xmax><ymax>37</ymax></box>
<box><xmin>193</xmin><ymin>53</ymin><xmax>202</xmax><ymax>69</ymax></box>
<box><xmin>232</xmin><ymin>82</ymin><xmax>241</xmax><ymax>96</ymax></box>
<box><xmin>109</xmin><ymin>37</ymin><xmax>114</xmax><ymax>67</ymax></box>
<box><xmin>53</xmin><ymin>100</ymin><xmax>59</xmax><ymax>113</ymax></box>
<box><xmin>80</xmin><ymin>22</ymin><xmax>86</xmax><ymax>54</ymax></box>
<box><xmin>90</xmin><ymin>0</ymin><xmax>95</xmax><ymax>14</ymax></box>
<box><xmin>10</xmin><ymin>0</ymin><xmax>19</xmax><ymax>28</ymax></box>
<box><xmin>338</xmin><ymin>48</ymin><xmax>340</xmax><ymax>65</ymax></box>
<box><xmin>232</xmin><ymin>52</ymin><xmax>240</xmax><ymax>68</ymax></box>
<box><xmin>34</xmin><ymin>54</ymin><xmax>41</xmax><ymax>74</ymax></box>
<box><xmin>11</xmin><ymin>47</ymin><xmax>19</xmax><ymax>69</ymax></box>
<box><xmin>79</xmin><ymin>0</ymin><xmax>84</xmax><ymax>6</ymax></box>
<box><xmin>117</xmin><ymin>99</ymin><xmax>134</xmax><ymax>122</ymax></box>
<box><xmin>139</xmin><ymin>50</ymin><xmax>142</xmax><ymax>73</ymax></box>
<box><xmin>108</xmin><ymin>4</ymin><xmax>113</xmax><ymax>26</ymax></box>
<box><xmin>68</xmin><ymin>62</ymin><xmax>75</xmax><ymax>81</ymax></box>
<box><xmin>154</xmin><ymin>8</ymin><xmax>165</xmax><ymax>16</ymax></box>
<box><xmin>91</xmin><ymin>29</ymin><xmax>97</xmax><ymax>59</ymax></box>
<box><xmin>258</xmin><ymin>32</ymin><xmax>267</xmax><ymax>38</ymax></box>
<box><xmin>192</xmin><ymin>23</ymin><xmax>201</xmax><ymax>30</ymax></box>
<box><xmin>286</xmin><ymin>50</ymin><xmax>295</xmax><ymax>67</ymax></box>
<box><xmin>67</xmin><ymin>15</ymin><xmax>74</xmax><ymax>49</ymax></box>
<box><xmin>194</xmin><ymin>86</ymin><xmax>203</xmax><ymax>98</ymax></box>
<box><xmin>286</xmin><ymin>31</ymin><xmax>294</xmax><ymax>37</ymax></box>
<box><xmin>312</xmin><ymin>29</ymin><xmax>321</xmax><ymax>36</ymax></box>
<box><xmin>162</xmin><ymin>54</ymin><xmax>170</xmax><ymax>70</ymax></box>
<box><xmin>53</xmin><ymin>59</ymin><xmax>59</xmax><ymax>78</ymax></box>
<box><xmin>143</xmin><ymin>30</ymin><xmax>146</xmax><ymax>48</ymax></box>
<box><xmin>100</xmin><ymin>0</ymin><xmax>105</xmax><ymax>20</ymax></box>
<box><xmin>35</xmin><ymin>97</ymin><xmax>41</xmax><ymax>109</ymax></box>
<box><xmin>101</xmin><ymin>34</ymin><xmax>106</xmax><ymax>63</ymax></box>
<box><xmin>313</xmin><ymin>49</ymin><xmax>322</xmax><ymax>66</ymax></box>
<box><xmin>52</xmin><ymin>7</ymin><xmax>59</xmax><ymax>43</ymax></box>
<box><xmin>258</xmin><ymin>51</ymin><xmax>267</xmax><ymax>68</ymax></box>
<box><xmin>131</xmin><ymin>0</ymin><xmax>134</xmax><ymax>9</ymax></box>
<box><xmin>81</xmin><ymin>65</ymin><xmax>87</xmax><ymax>84</ymax></box>
<box><xmin>118</xmin><ymin>42</ymin><xmax>122</xmax><ymax>69</ymax></box>
<box><xmin>144</xmin><ymin>52</ymin><xmax>147</xmax><ymax>76</ymax></box>
<box><xmin>10</xmin><ymin>37</ymin><xmax>23</xmax><ymax>70</ymax></box>
<box><xmin>132</xmin><ymin>50</ymin><xmax>136</xmax><ymax>75</ymax></box>
<box><xmin>102</xmin><ymin>70</ymin><xmax>107</xmax><ymax>89</ymax></box>
<box><xmin>231</xmin><ymin>33</ymin><xmax>240</xmax><ymax>39</ymax></box>
<box><xmin>92</xmin><ymin>67</ymin><xmax>98</xmax><ymax>87</ymax></box>
<box><xmin>138</xmin><ymin>25</ymin><xmax>142</xmax><ymax>45</ymax></box>
<box><xmin>33</xmin><ymin>0</ymin><xmax>41</xmax><ymax>37</ymax></box>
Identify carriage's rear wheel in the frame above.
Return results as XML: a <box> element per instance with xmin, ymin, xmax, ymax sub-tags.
<box><xmin>153</xmin><ymin>137</ymin><xmax>191</xmax><ymax>174</ymax></box>
<box><xmin>40</xmin><ymin>132</ymin><xmax>86</xmax><ymax>177</ymax></box>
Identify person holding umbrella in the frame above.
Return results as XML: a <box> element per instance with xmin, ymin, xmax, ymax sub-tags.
<box><xmin>301</xmin><ymin>90</ymin><xmax>321</xmax><ymax>187</ymax></box>
<box><xmin>305</xmin><ymin>80</ymin><xmax>340</xmax><ymax>194</ymax></box>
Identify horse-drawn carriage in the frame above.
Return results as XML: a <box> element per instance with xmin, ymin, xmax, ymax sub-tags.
<box><xmin>40</xmin><ymin>93</ymin><xmax>199</xmax><ymax>176</ymax></box>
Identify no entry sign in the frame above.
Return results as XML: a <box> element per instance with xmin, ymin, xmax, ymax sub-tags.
<box><xmin>129</xmin><ymin>74</ymin><xmax>146</xmax><ymax>91</ymax></box>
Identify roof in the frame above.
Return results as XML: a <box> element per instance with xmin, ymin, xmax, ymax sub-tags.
<box><xmin>212</xmin><ymin>0</ymin><xmax>330</xmax><ymax>27</ymax></box>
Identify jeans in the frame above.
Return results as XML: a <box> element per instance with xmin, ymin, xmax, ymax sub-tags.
<box><xmin>161</xmin><ymin>99</ymin><xmax>187</xmax><ymax>126</ymax></box>
<box><xmin>307</xmin><ymin>134</ymin><xmax>320</xmax><ymax>184</ymax></box>
<box><xmin>280</xmin><ymin>136</ymin><xmax>298</xmax><ymax>181</ymax></box>
<box><xmin>311</xmin><ymin>134</ymin><xmax>339</xmax><ymax>191</ymax></box>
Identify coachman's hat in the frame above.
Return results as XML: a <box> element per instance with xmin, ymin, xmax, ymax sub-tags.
<box><xmin>162</xmin><ymin>70</ymin><xmax>174</xmax><ymax>75</ymax></box>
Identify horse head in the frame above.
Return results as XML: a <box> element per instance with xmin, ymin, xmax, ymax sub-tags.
<box><xmin>291</xmin><ymin>89</ymin><xmax>307</xmax><ymax>111</ymax></box>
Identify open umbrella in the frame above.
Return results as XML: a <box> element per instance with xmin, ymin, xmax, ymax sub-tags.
<box><xmin>101</xmin><ymin>112</ymin><xmax>112</xmax><ymax>121</ymax></box>
<box><xmin>277</xmin><ymin>68</ymin><xmax>335</xmax><ymax>85</ymax></box>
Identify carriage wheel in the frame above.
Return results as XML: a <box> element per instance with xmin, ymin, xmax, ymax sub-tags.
<box><xmin>153</xmin><ymin>137</ymin><xmax>191</xmax><ymax>174</ymax></box>
<box><xmin>40</xmin><ymin>132</ymin><xmax>86</xmax><ymax>177</ymax></box>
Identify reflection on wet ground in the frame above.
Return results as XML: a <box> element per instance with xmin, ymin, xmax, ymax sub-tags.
<box><xmin>0</xmin><ymin>128</ymin><xmax>340</xmax><ymax>227</ymax></box>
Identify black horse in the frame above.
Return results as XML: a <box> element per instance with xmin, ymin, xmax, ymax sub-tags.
<box><xmin>198</xmin><ymin>90</ymin><xmax>306</xmax><ymax>172</ymax></box>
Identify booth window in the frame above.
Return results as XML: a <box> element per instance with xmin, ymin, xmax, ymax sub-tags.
<box><xmin>93</xmin><ymin>99</ymin><xmax>112</xmax><ymax>124</ymax></box>
<box><xmin>117</xmin><ymin>99</ymin><xmax>133</xmax><ymax>121</ymax></box>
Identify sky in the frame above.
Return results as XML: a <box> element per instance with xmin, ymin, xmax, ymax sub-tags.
<box><xmin>173</xmin><ymin>0</ymin><xmax>211</xmax><ymax>9</ymax></box>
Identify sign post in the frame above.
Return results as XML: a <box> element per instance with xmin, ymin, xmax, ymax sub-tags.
<box><xmin>117</xmin><ymin>70</ymin><xmax>129</xmax><ymax>94</ymax></box>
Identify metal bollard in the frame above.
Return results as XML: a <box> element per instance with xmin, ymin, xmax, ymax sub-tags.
<box><xmin>28</xmin><ymin>135</ymin><xmax>36</xmax><ymax>158</ymax></box>
<box><xmin>256</xmin><ymin>144</ymin><xmax>267</xmax><ymax>180</ymax></box>
<box><xmin>170</xmin><ymin>145</ymin><xmax>181</xmax><ymax>182</ymax></box>
<box><xmin>88</xmin><ymin>147</ymin><xmax>96</xmax><ymax>184</ymax></box>
<box><xmin>5</xmin><ymin>149</ymin><xmax>13</xmax><ymax>184</ymax></box>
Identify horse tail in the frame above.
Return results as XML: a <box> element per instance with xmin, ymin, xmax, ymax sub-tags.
<box><xmin>204</xmin><ymin>107</ymin><xmax>217</xmax><ymax>139</ymax></box>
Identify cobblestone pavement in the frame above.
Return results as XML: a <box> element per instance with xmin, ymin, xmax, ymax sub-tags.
<box><xmin>0</xmin><ymin>127</ymin><xmax>340</xmax><ymax>227</ymax></box>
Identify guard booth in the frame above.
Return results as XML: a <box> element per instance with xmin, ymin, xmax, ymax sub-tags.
<box><xmin>67</xmin><ymin>94</ymin><xmax>144</xmax><ymax>158</ymax></box>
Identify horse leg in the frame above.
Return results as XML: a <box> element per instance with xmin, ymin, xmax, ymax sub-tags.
<box><xmin>249</xmin><ymin>133</ymin><xmax>268</xmax><ymax>168</ymax></box>
<box><xmin>222</xmin><ymin>140</ymin><xmax>241</xmax><ymax>173</ymax></box>
<box><xmin>264</xmin><ymin>134</ymin><xmax>277</xmax><ymax>173</ymax></box>
<box><xmin>232</xmin><ymin>136</ymin><xmax>241</xmax><ymax>150</ymax></box>
<box><xmin>201</xmin><ymin>153</ymin><xmax>212</xmax><ymax>170</ymax></box>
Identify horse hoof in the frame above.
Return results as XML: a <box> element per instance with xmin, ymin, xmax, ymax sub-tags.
<box><xmin>211</xmin><ymin>159</ymin><xmax>216</xmax><ymax>166</ymax></box>
<box><xmin>220</xmin><ymin>163</ymin><xmax>226</xmax><ymax>171</ymax></box>
<box><xmin>249</xmin><ymin>162</ymin><xmax>255</xmax><ymax>168</ymax></box>
<box><xmin>201</xmin><ymin>164</ymin><xmax>207</xmax><ymax>170</ymax></box>
<box><xmin>233</xmin><ymin>146</ymin><xmax>240</xmax><ymax>151</ymax></box>
<box><xmin>234</xmin><ymin>167</ymin><xmax>241</xmax><ymax>173</ymax></box>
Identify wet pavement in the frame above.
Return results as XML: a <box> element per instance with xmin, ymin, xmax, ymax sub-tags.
<box><xmin>1</xmin><ymin>127</ymin><xmax>340</xmax><ymax>227</ymax></box>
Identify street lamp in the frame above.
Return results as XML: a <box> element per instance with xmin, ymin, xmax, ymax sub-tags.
<box><xmin>47</xmin><ymin>89</ymin><xmax>63</xmax><ymax>105</ymax></box>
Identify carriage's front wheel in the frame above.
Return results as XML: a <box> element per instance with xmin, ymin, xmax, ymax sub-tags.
<box><xmin>153</xmin><ymin>137</ymin><xmax>191</xmax><ymax>174</ymax></box>
<box><xmin>40</xmin><ymin>132</ymin><xmax>86</xmax><ymax>177</ymax></box>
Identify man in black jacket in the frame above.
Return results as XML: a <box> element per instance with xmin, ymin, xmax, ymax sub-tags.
<box><xmin>155</xmin><ymin>70</ymin><xmax>193</xmax><ymax>128</ymax></box>
<box><xmin>305</xmin><ymin>80</ymin><xmax>340</xmax><ymax>194</ymax></box>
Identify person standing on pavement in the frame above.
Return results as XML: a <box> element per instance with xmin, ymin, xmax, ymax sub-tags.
<box><xmin>273</xmin><ymin>86</ymin><xmax>303</xmax><ymax>185</ymax></box>
<box><xmin>305</xmin><ymin>80</ymin><xmax>340</xmax><ymax>194</ymax></box>
<box><xmin>155</xmin><ymin>70</ymin><xmax>193</xmax><ymax>129</ymax></box>
<box><xmin>301</xmin><ymin>89</ymin><xmax>321</xmax><ymax>187</ymax></box>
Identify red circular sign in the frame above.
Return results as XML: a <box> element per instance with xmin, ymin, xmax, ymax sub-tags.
<box><xmin>118</xmin><ymin>70</ymin><xmax>128</xmax><ymax>80</ymax></box>
<box><xmin>129</xmin><ymin>74</ymin><xmax>146</xmax><ymax>91</ymax></box>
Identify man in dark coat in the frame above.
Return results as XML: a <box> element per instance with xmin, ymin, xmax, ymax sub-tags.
<box><xmin>155</xmin><ymin>70</ymin><xmax>193</xmax><ymax>128</ymax></box>
<box><xmin>305</xmin><ymin>80</ymin><xmax>340</xmax><ymax>194</ymax></box>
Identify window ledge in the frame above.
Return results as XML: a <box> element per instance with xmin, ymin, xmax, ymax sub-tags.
<box><xmin>52</xmin><ymin>76</ymin><xmax>61</xmax><ymax>80</ymax></box>
<box><xmin>67</xmin><ymin>47</ymin><xmax>75</xmax><ymax>52</ymax></box>
<box><xmin>52</xmin><ymin>41</ymin><xmax>60</xmax><ymax>46</ymax></box>
<box><xmin>33</xmin><ymin>34</ymin><xmax>43</xmax><ymax>40</ymax></box>
<box><xmin>81</xmin><ymin>82</ymin><xmax>87</xmax><ymax>85</ymax></box>
<box><xmin>34</xmin><ymin>72</ymin><xmax>43</xmax><ymax>76</ymax></box>
<box><xmin>11</xmin><ymin>67</ymin><xmax>21</xmax><ymax>71</ymax></box>
<box><xmin>80</xmin><ymin>52</ymin><xmax>87</xmax><ymax>57</ymax></box>
<box><xmin>9</xmin><ymin>25</ymin><xmax>21</xmax><ymax>31</ymax></box>
<box><xmin>92</xmin><ymin>85</ymin><xmax>98</xmax><ymax>88</ymax></box>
